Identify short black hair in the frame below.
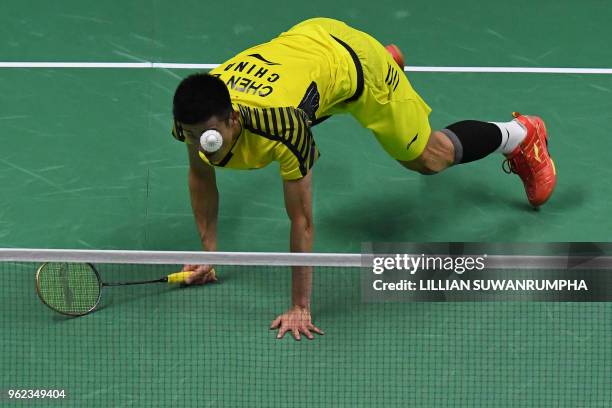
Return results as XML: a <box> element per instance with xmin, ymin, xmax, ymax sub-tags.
<box><xmin>173</xmin><ymin>73</ymin><xmax>232</xmax><ymax>124</ymax></box>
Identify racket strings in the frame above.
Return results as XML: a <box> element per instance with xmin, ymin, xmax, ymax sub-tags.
<box><xmin>37</xmin><ymin>263</ymin><xmax>101</xmax><ymax>315</ymax></box>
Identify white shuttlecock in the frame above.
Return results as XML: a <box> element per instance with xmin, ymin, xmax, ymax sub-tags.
<box><xmin>200</xmin><ymin>130</ymin><xmax>223</xmax><ymax>153</ymax></box>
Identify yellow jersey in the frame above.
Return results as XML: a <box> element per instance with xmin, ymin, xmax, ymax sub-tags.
<box><xmin>172</xmin><ymin>18</ymin><xmax>362</xmax><ymax>180</ymax></box>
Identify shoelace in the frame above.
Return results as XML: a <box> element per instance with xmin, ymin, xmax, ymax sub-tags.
<box><xmin>503</xmin><ymin>151</ymin><xmax>536</xmax><ymax>176</ymax></box>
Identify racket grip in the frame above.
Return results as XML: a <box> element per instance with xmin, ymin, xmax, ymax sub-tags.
<box><xmin>167</xmin><ymin>272</ymin><xmax>192</xmax><ymax>284</ymax></box>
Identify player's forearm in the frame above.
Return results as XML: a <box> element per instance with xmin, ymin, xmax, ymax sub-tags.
<box><xmin>188</xmin><ymin>169</ymin><xmax>219</xmax><ymax>251</ymax></box>
<box><xmin>290</xmin><ymin>217</ymin><xmax>313</xmax><ymax>309</ymax></box>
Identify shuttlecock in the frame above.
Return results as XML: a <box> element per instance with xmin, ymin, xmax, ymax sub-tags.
<box><xmin>200</xmin><ymin>130</ymin><xmax>223</xmax><ymax>153</ymax></box>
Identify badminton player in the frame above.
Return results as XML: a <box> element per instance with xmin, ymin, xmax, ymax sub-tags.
<box><xmin>171</xmin><ymin>18</ymin><xmax>557</xmax><ymax>340</ymax></box>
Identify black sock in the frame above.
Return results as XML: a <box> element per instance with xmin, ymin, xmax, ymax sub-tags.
<box><xmin>441</xmin><ymin>121</ymin><xmax>502</xmax><ymax>164</ymax></box>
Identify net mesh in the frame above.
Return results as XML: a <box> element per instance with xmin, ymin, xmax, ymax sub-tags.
<box><xmin>1</xmin><ymin>253</ymin><xmax>611</xmax><ymax>407</ymax></box>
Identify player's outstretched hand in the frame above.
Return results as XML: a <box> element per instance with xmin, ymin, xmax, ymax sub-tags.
<box><xmin>270</xmin><ymin>306</ymin><xmax>324</xmax><ymax>341</ymax></box>
<box><xmin>182</xmin><ymin>264</ymin><xmax>217</xmax><ymax>285</ymax></box>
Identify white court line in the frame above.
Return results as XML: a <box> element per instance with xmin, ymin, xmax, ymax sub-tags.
<box><xmin>404</xmin><ymin>66</ymin><xmax>612</xmax><ymax>74</ymax></box>
<box><xmin>0</xmin><ymin>62</ymin><xmax>219</xmax><ymax>70</ymax></box>
<box><xmin>0</xmin><ymin>61</ymin><xmax>611</xmax><ymax>74</ymax></box>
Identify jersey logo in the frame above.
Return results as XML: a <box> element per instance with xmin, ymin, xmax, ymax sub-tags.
<box><xmin>385</xmin><ymin>63</ymin><xmax>401</xmax><ymax>92</ymax></box>
<box><xmin>247</xmin><ymin>53</ymin><xmax>281</xmax><ymax>66</ymax></box>
<box><xmin>406</xmin><ymin>133</ymin><xmax>419</xmax><ymax>150</ymax></box>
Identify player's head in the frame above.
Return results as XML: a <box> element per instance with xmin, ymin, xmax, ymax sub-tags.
<box><xmin>173</xmin><ymin>73</ymin><xmax>232</xmax><ymax>125</ymax></box>
<box><xmin>173</xmin><ymin>73</ymin><xmax>240</xmax><ymax>162</ymax></box>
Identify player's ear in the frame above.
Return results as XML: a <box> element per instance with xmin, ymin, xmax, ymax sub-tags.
<box><xmin>230</xmin><ymin>109</ymin><xmax>239</xmax><ymax>122</ymax></box>
<box><xmin>229</xmin><ymin>109</ymin><xmax>240</xmax><ymax>128</ymax></box>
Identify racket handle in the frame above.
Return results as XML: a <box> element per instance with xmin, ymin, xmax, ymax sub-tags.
<box><xmin>167</xmin><ymin>272</ymin><xmax>192</xmax><ymax>284</ymax></box>
<box><xmin>168</xmin><ymin>268</ymin><xmax>217</xmax><ymax>284</ymax></box>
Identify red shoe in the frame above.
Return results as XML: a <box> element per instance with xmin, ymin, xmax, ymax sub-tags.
<box><xmin>503</xmin><ymin>112</ymin><xmax>557</xmax><ymax>207</ymax></box>
<box><xmin>385</xmin><ymin>44</ymin><xmax>405</xmax><ymax>68</ymax></box>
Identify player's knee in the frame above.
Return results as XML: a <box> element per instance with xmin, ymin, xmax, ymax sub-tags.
<box><xmin>401</xmin><ymin>131</ymin><xmax>454</xmax><ymax>174</ymax></box>
<box><xmin>399</xmin><ymin>132</ymin><xmax>453</xmax><ymax>174</ymax></box>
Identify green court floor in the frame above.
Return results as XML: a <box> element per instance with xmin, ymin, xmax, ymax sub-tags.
<box><xmin>1</xmin><ymin>0</ymin><xmax>611</xmax><ymax>407</ymax></box>
<box><xmin>1</xmin><ymin>0</ymin><xmax>611</xmax><ymax>252</ymax></box>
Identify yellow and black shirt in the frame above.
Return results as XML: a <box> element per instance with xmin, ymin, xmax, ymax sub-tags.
<box><xmin>173</xmin><ymin>104</ymin><xmax>318</xmax><ymax>180</ymax></box>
